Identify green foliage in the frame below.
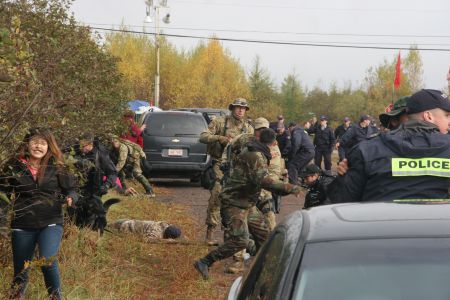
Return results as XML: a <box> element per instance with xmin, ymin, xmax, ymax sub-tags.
<box><xmin>279</xmin><ymin>71</ymin><xmax>305</xmax><ymax>122</ymax></box>
<box><xmin>0</xmin><ymin>0</ymin><xmax>127</xmax><ymax>168</ymax></box>
<box><xmin>247</xmin><ymin>56</ymin><xmax>280</xmax><ymax>119</ymax></box>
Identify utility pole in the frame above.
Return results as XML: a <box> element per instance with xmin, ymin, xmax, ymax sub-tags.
<box><xmin>145</xmin><ymin>0</ymin><xmax>170</xmax><ymax>108</ymax></box>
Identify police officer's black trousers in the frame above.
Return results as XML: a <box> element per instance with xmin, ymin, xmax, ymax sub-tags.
<box><xmin>338</xmin><ymin>146</ymin><xmax>346</xmax><ymax>163</ymax></box>
<box><xmin>314</xmin><ymin>147</ymin><xmax>332</xmax><ymax>171</ymax></box>
<box><xmin>288</xmin><ymin>153</ymin><xmax>314</xmax><ymax>184</ymax></box>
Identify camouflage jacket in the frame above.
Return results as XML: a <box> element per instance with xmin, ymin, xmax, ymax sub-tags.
<box><xmin>260</xmin><ymin>143</ymin><xmax>287</xmax><ymax>200</ymax></box>
<box><xmin>112</xmin><ymin>219</ymin><xmax>170</xmax><ymax>241</ymax></box>
<box><xmin>200</xmin><ymin>115</ymin><xmax>254</xmax><ymax>159</ymax></box>
<box><xmin>220</xmin><ymin>141</ymin><xmax>301</xmax><ymax>209</ymax></box>
<box><xmin>222</xmin><ymin>134</ymin><xmax>286</xmax><ymax>200</ymax></box>
<box><xmin>112</xmin><ymin>140</ymin><xmax>145</xmax><ymax>172</ymax></box>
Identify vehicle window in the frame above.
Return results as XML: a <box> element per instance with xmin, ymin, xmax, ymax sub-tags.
<box><xmin>294</xmin><ymin>238</ymin><xmax>450</xmax><ymax>300</ymax></box>
<box><xmin>145</xmin><ymin>114</ymin><xmax>206</xmax><ymax>137</ymax></box>
<box><xmin>240</xmin><ymin>231</ymin><xmax>286</xmax><ymax>300</ymax></box>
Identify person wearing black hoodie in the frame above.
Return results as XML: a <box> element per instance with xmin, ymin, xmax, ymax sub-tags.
<box><xmin>193</xmin><ymin>128</ymin><xmax>302</xmax><ymax>280</ymax></box>
<box><xmin>330</xmin><ymin>89</ymin><xmax>450</xmax><ymax>203</ymax></box>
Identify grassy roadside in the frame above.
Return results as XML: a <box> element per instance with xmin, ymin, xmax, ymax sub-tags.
<box><xmin>0</xmin><ymin>185</ymin><xmax>231</xmax><ymax>299</ymax></box>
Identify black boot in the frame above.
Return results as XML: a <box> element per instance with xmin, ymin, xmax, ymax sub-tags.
<box><xmin>194</xmin><ymin>257</ymin><xmax>212</xmax><ymax>280</ymax></box>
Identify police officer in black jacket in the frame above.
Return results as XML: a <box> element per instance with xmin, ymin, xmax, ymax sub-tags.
<box><xmin>339</xmin><ymin>114</ymin><xmax>377</xmax><ymax>153</ymax></box>
<box><xmin>287</xmin><ymin>122</ymin><xmax>315</xmax><ymax>184</ymax></box>
<box><xmin>309</xmin><ymin>116</ymin><xmax>335</xmax><ymax>173</ymax></box>
<box><xmin>334</xmin><ymin>117</ymin><xmax>351</xmax><ymax>162</ymax></box>
<box><xmin>330</xmin><ymin>89</ymin><xmax>450</xmax><ymax>203</ymax></box>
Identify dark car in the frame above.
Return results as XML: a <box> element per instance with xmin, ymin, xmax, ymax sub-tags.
<box><xmin>228</xmin><ymin>201</ymin><xmax>450</xmax><ymax>300</ymax></box>
<box><xmin>141</xmin><ymin>111</ymin><xmax>211</xmax><ymax>180</ymax></box>
<box><xmin>170</xmin><ymin>108</ymin><xmax>229</xmax><ymax>124</ymax></box>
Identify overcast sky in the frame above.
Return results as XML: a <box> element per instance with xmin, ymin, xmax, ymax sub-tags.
<box><xmin>71</xmin><ymin>0</ymin><xmax>450</xmax><ymax>91</ymax></box>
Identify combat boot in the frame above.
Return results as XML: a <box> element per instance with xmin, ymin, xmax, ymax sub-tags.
<box><xmin>205</xmin><ymin>226</ymin><xmax>218</xmax><ymax>246</ymax></box>
<box><xmin>193</xmin><ymin>259</ymin><xmax>210</xmax><ymax>280</ymax></box>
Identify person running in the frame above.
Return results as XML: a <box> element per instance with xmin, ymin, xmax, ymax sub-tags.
<box><xmin>194</xmin><ymin>129</ymin><xmax>302</xmax><ymax>280</ymax></box>
<box><xmin>0</xmin><ymin>128</ymin><xmax>78</xmax><ymax>299</ymax></box>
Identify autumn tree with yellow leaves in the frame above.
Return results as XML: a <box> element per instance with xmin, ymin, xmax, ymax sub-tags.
<box><xmin>106</xmin><ymin>32</ymin><xmax>249</xmax><ymax>109</ymax></box>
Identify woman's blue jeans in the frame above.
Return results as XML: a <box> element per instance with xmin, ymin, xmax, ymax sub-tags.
<box><xmin>11</xmin><ymin>224</ymin><xmax>63</xmax><ymax>298</ymax></box>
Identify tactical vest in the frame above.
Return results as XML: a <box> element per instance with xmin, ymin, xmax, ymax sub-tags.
<box><xmin>207</xmin><ymin>116</ymin><xmax>251</xmax><ymax>159</ymax></box>
<box><xmin>121</xmin><ymin>139</ymin><xmax>145</xmax><ymax>160</ymax></box>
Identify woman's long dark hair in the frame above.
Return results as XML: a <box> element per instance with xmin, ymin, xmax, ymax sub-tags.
<box><xmin>16</xmin><ymin>128</ymin><xmax>64</xmax><ymax>183</ymax></box>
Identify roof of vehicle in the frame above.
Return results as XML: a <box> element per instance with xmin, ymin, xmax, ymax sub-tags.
<box><xmin>300</xmin><ymin>202</ymin><xmax>450</xmax><ymax>242</ymax></box>
<box><xmin>143</xmin><ymin>110</ymin><xmax>206</xmax><ymax>118</ymax></box>
<box><xmin>170</xmin><ymin>108</ymin><xmax>229</xmax><ymax>114</ymax></box>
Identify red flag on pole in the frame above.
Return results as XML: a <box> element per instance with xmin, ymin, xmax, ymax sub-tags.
<box><xmin>394</xmin><ymin>51</ymin><xmax>401</xmax><ymax>89</ymax></box>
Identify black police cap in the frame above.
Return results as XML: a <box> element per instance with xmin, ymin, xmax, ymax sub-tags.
<box><xmin>407</xmin><ymin>89</ymin><xmax>450</xmax><ymax>114</ymax></box>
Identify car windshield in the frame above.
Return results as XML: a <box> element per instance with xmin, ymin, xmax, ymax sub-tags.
<box><xmin>294</xmin><ymin>238</ymin><xmax>450</xmax><ymax>300</ymax></box>
<box><xmin>145</xmin><ymin>114</ymin><xmax>206</xmax><ymax>137</ymax></box>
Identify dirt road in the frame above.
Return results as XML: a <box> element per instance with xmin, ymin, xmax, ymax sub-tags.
<box><xmin>154</xmin><ymin>179</ymin><xmax>305</xmax><ymax>241</ymax></box>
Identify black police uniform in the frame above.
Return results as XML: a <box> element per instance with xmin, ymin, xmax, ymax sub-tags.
<box><xmin>339</xmin><ymin>123</ymin><xmax>376</xmax><ymax>154</ymax></box>
<box><xmin>288</xmin><ymin>126</ymin><xmax>315</xmax><ymax>184</ymax></box>
<box><xmin>334</xmin><ymin>124</ymin><xmax>351</xmax><ymax>162</ymax></box>
<box><xmin>310</xmin><ymin>124</ymin><xmax>335</xmax><ymax>171</ymax></box>
<box><xmin>276</xmin><ymin>129</ymin><xmax>291</xmax><ymax>158</ymax></box>
<box><xmin>329</xmin><ymin>120</ymin><xmax>450</xmax><ymax>203</ymax></box>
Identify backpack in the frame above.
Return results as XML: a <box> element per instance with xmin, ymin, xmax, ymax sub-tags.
<box><xmin>201</xmin><ymin>162</ymin><xmax>216</xmax><ymax>190</ymax></box>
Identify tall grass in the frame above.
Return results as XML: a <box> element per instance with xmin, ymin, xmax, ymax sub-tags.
<box><xmin>0</xmin><ymin>188</ymin><xmax>231</xmax><ymax>299</ymax></box>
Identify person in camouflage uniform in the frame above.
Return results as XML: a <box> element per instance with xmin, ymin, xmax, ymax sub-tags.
<box><xmin>194</xmin><ymin>128</ymin><xmax>302</xmax><ymax>280</ymax></box>
<box><xmin>109</xmin><ymin>136</ymin><xmax>156</xmax><ymax>197</ymax></box>
<box><xmin>199</xmin><ymin>98</ymin><xmax>254</xmax><ymax>244</ymax></box>
<box><xmin>222</xmin><ymin>118</ymin><xmax>286</xmax><ymax>231</ymax></box>
<box><xmin>258</xmin><ymin>142</ymin><xmax>288</xmax><ymax>230</ymax></box>
<box><xmin>112</xmin><ymin>219</ymin><xmax>181</xmax><ymax>241</ymax></box>
<box><xmin>221</xmin><ymin>117</ymin><xmax>273</xmax><ymax>274</ymax></box>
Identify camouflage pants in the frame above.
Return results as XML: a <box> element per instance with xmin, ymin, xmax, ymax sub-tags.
<box><xmin>264</xmin><ymin>211</ymin><xmax>276</xmax><ymax>231</ymax></box>
<box><xmin>257</xmin><ymin>197</ymin><xmax>277</xmax><ymax>232</ymax></box>
<box><xmin>206</xmin><ymin>205</ymin><xmax>269</xmax><ymax>264</ymax></box>
<box><xmin>205</xmin><ymin>162</ymin><xmax>223</xmax><ymax>228</ymax></box>
<box><xmin>119</xmin><ymin>158</ymin><xmax>154</xmax><ymax>193</ymax></box>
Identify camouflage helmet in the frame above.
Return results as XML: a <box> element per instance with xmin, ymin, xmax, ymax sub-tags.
<box><xmin>253</xmin><ymin>117</ymin><xmax>270</xmax><ymax>130</ymax></box>
<box><xmin>228</xmin><ymin>98</ymin><xmax>250</xmax><ymax>111</ymax></box>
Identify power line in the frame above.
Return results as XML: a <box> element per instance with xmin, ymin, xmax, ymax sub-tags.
<box><xmin>82</xmin><ymin>22</ymin><xmax>450</xmax><ymax>39</ymax></box>
<box><xmin>89</xmin><ymin>26</ymin><xmax>450</xmax><ymax>52</ymax></box>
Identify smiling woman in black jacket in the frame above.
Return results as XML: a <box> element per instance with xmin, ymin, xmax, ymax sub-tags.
<box><xmin>0</xmin><ymin>128</ymin><xmax>77</xmax><ymax>299</ymax></box>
